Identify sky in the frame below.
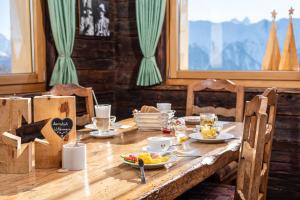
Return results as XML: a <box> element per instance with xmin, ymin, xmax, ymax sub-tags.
<box><xmin>188</xmin><ymin>0</ymin><xmax>300</xmax><ymax>22</ymax></box>
<box><xmin>1</xmin><ymin>0</ymin><xmax>300</xmax><ymax>39</ymax></box>
<box><xmin>0</xmin><ymin>0</ymin><xmax>10</xmax><ymax>39</ymax></box>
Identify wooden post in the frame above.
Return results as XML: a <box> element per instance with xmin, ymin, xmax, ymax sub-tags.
<box><xmin>0</xmin><ymin>97</ymin><xmax>32</xmax><ymax>174</ymax></box>
<box><xmin>34</xmin><ymin>96</ymin><xmax>76</xmax><ymax>169</ymax></box>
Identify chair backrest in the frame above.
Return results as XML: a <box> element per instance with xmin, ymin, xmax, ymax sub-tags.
<box><xmin>236</xmin><ymin>95</ymin><xmax>268</xmax><ymax>200</ymax></box>
<box><xmin>259</xmin><ymin>88</ymin><xmax>278</xmax><ymax>200</ymax></box>
<box><xmin>48</xmin><ymin>84</ymin><xmax>95</xmax><ymax>126</ymax></box>
<box><xmin>186</xmin><ymin>79</ymin><xmax>245</xmax><ymax>122</ymax></box>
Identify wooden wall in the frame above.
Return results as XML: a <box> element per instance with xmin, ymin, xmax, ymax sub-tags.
<box><xmin>46</xmin><ymin>0</ymin><xmax>117</xmax><ymax>114</ymax></box>
<box><xmin>45</xmin><ymin>0</ymin><xmax>299</xmax><ymax>199</ymax></box>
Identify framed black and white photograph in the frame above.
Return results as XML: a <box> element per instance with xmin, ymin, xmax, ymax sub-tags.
<box><xmin>79</xmin><ymin>0</ymin><xmax>110</xmax><ymax>37</ymax></box>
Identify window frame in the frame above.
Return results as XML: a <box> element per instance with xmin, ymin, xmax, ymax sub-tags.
<box><xmin>166</xmin><ymin>0</ymin><xmax>300</xmax><ymax>88</ymax></box>
<box><xmin>0</xmin><ymin>0</ymin><xmax>46</xmax><ymax>94</ymax></box>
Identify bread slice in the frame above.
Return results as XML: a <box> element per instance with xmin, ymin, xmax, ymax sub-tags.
<box><xmin>140</xmin><ymin>105</ymin><xmax>159</xmax><ymax>113</ymax></box>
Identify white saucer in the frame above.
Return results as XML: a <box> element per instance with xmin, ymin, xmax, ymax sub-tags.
<box><xmin>141</xmin><ymin>145</ymin><xmax>176</xmax><ymax>155</ymax></box>
<box><xmin>89</xmin><ymin>130</ymin><xmax>119</xmax><ymax>138</ymax></box>
<box><xmin>85</xmin><ymin>123</ymin><xmax>122</xmax><ymax>130</ymax></box>
<box><xmin>189</xmin><ymin>132</ymin><xmax>235</xmax><ymax>143</ymax></box>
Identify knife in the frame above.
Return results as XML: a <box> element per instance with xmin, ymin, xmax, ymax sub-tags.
<box><xmin>138</xmin><ymin>159</ymin><xmax>146</xmax><ymax>184</ymax></box>
<box><xmin>175</xmin><ymin>154</ymin><xmax>202</xmax><ymax>158</ymax></box>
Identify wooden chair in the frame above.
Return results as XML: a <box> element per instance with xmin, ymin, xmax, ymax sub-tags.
<box><xmin>177</xmin><ymin>95</ymin><xmax>269</xmax><ymax>200</ymax></box>
<box><xmin>186</xmin><ymin>79</ymin><xmax>244</xmax><ymax>183</ymax></box>
<box><xmin>47</xmin><ymin>84</ymin><xmax>95</xmax><ymax>126</ymax></box>
<box><xmin>260</xmin><ymin>88</ymin><xmax>278</xmax><ymax>200</ymax></box>
<box><xmin>235</xmin><ymin>95</ymin><xmax>268</xmax><ymax>200</ymax></box>
<box><xmin>186</xmin><ymin>79</ymin><xmax>244</xmax><ymax>122</ymax></box>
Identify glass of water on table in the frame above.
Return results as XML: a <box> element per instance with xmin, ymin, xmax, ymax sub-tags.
<box><xmin>93</xmin><ymin>104</ymin><xmax>111</xmax><ymax>133</ymax></box>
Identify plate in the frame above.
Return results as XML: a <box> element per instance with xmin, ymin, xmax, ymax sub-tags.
<box><xmin>89</xmin><ymin>130</ymin><xmax>119</xmax><ymax>138</ymax></box>
<box><xmin>85</xmin><ymin>123</ymin><xmax>122</xmax><ymax>130</ymax></box>
<box><xmin>189</xmin><ymin>132</ymin><xmax>235</xmax><ymax>143</ymax></box>
<box><xmin>182</xmin><ymin>116</ymin><xmax>200</xmax><ymax>125</ymax></box>
<box><xmin>121</xmin><ymin>153</ymin><xmax>177</xmax><ymax>169</ymax></box>
<box><xmin>141</xmin><ymin>145</ymin><xmax>176</xmax><ymax>155</ymax></box>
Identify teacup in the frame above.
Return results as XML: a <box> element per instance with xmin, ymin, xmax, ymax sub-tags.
<box><xmin>147</xmin><ymin>137</ymin><xmax>173</xmax><ymax>152</ymax></box>
<box><xmin>157</xmin><ymin>103</ymin><xmax>172</xmax><ymax>112</ymax></box>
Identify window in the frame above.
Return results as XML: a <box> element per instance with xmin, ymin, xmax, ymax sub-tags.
<box><xmin>0</xmin><ymin>0</ymin><xmax>46</xmax><ymax>94</ymax></box>
<box><xmin>167</xmin><ymin>0</ymin><xmax>300</xmax><ymax>88</ymax></box>
<box><xmin>0</xmin><ymin>0</ymin><xmax>33</xmax><ymax>74</ymax></box>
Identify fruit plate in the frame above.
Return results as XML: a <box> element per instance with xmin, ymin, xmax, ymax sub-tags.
<box><xmin>120</xmin><ymin>153</ymin><xmax>177</xmax><ymax>169</ymax></box>
<box><xmin>189</xmin><ymin>132</ymin><xmax>235</xmax><ymax>144</ymax></box>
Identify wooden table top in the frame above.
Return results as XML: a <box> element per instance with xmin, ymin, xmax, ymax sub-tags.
<box><xmin>0</xmin><ymin>119</ymin><xmax>243</xmax><ymax>200</ymax></box>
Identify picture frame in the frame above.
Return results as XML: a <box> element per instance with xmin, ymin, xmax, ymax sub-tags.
<box><xmin>78</xmin><ymin>0</ymin><xmax>110</xmax><ymax>37</ymax></box>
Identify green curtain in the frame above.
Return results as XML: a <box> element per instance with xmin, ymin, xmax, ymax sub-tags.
<box><xmin>136</xmin><ymin>0</ymin><xmax>166</xmax><ymax>86</ymax></box>
<box><xmin>48</xmin><ymin>0</ymin><xmax>78</xmax><ymax>86</ymax></box>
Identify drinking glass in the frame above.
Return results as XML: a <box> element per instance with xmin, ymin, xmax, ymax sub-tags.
<box><xmin>157</xmin><ymin>103</ymin><xmax>172</xmax><ymax>112</ymax></box>
<box><xmin>94</xmin><ymin>104</ymin><xmax>111</xmax><ymax>132</ymax></box>
<box><xmin>200</xmin><ymin>113</ymin><xmax>218</xmax><ymax>126</ymax></box>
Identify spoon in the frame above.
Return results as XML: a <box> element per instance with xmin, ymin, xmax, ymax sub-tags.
<box><xmin>75</xmin><ymin>131</ymin><xmax>82</xmax><ymax>147</ymax></box>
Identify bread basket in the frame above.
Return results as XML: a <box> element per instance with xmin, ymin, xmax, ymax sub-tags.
<box><xmin>133</xmin><ymin>110</ymin><xmax>175</xmax><ymax>131</ymax></box>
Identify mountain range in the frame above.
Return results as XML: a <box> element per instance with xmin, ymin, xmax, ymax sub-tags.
<box><xmin>0</xmin><ymin>33</ymin><xmax>11</xmax><ymax>73</ymax></box>
<box><xmin>188</xmin><ymin>18</ymin><xmax>300</xmax><ymax>70</ymax></box>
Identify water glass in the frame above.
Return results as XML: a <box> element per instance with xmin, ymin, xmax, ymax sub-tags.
<box><xmin>200</xmin><ymin>113</ymin><xmax>218</xmax><ymax>126</ymax></box>
<box><xmin>157</xmin><ymin>103</ymin><xmax>172</xmax><ymax>112</ymax></box>
<box><xmin>94</xmin><ymin>104</ymin><xmax>111</xmax><ymax>132</ymax></box>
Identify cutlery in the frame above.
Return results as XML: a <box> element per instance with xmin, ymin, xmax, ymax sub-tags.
<box><xmin>164</xmin><ymin>162</ymin><xmax>177</xmax><ymax>169</ymax></box>
<box><xmin>138</xmin><ymin>159</ymin><xmax>146</xmax><ymax>184</ymax></box>
<box><xmin>175</xmin><ymin>154</ymin><xmax>202</xmax><ymax>158</ymax></box>
<box><xmin>163</xmin><ymin>143</ymin><xmax>181</xmax><ymax>152</ymax></box>
<box><xmin>75</xmin><ymin>131</ymin><xmax>82</xmax><ymax>147</ymax></box>
<box><xmin>226</xmin><ymin>137</ymin><xmax>241</xmax><ymax>140</ymax></box>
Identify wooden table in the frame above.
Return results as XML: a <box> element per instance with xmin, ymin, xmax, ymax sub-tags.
<box><xmin>0</xmin><ymin>119</ymin><xmax>243</xmax><ymax>200</ymax></box>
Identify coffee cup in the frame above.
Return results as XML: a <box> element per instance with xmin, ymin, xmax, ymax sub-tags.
<box><xmin>157</xmin><ymin>103</ymin><xmax>172</xmax><ymax>112</ymax></box>
<box><xmin>147</xmin><ymin>137</ymin><xmax>172</xmax><ymax>152</ymax></box>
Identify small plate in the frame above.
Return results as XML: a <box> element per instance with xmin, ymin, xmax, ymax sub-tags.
<box><xmin>141</xmin><ymin>145</ymin><xmax>176</xmax><ymax>155</ymax></box>
<box><xmin>90</xmin><ymin>130</ymin><xmax>119</xmax><ymax>138</ymax></box>
<box><xmin>121</xmin><ymin>153</ymin><xmax>177</xmax><ymax>169</ymax></box>
<box><xmin>85</xmin><ymin>123</ymin><xmax>122</xmax><ymax>130</ymax></box>
<box><xmin>189</xmin><ymin>132</ymin><xmax>235</xmax><ymax>143</ymax></box>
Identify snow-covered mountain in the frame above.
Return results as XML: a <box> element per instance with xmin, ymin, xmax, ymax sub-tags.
<box><xmin>0</xmin><ymin>34</ymin><xmax>10</xmax><ymax>55</ymax></box>
<box><xmin>188</xmin><ymin>18</ymin><xmax>300</xmax><ymax>70</ymax></box>
<box><xmin>0</xmin><ymin>33</ymin><xmax>11</xmax><ymax>73</ymax></box>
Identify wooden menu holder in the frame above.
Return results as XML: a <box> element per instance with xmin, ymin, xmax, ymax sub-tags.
<box><xmin>0</xmin><ymin>97</ymin><xmax>32</xmax><ymax>174</ymax></box>
<box><xmin>34</xmin><ymin>96</ymin><xmax>76</xmax><ymax>169</ymax></box>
